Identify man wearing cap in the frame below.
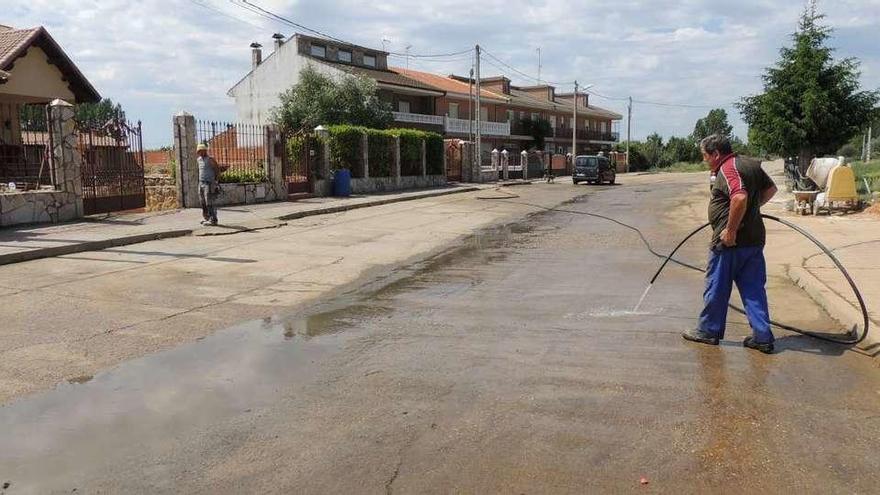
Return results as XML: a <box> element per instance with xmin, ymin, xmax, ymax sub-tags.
<box><xmin>681</xmin><ymin>134</ymin><xmax>778</xmax><ymax>354</ymax></box>
<box><xmin>196</xmin><ymin>143</ymin><xmax>223</xmax><ymax>226</ymax></box>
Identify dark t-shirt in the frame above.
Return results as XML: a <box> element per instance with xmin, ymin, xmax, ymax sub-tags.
<box><xmin>708</xmin><ymin>155</ymin><xmax>775</xmax><ymax>247</ymax></box>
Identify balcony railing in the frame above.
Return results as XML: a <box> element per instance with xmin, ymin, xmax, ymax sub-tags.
<box><xmin>444</xmin><ymin>118</ymin><xmax>510</xmax><ymax>137</ymax></box>
<box><xmin>392</xmin><ymin>112</ymin><xmax>444</xmax><ymax>126</ymax></box>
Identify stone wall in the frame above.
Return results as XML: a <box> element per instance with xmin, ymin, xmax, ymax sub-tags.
<box><xmin>0</xmin><ymin>99</ymin><xmax>84</xmax><ymax>228</ymax></box>
<box><xmin>145</xmin><ymin>175</ymin><xmax>178</xmax><ymax>212</ymax></box>
<box><xmin>0</xmin><ymin>190</ymin><xmax>80</xmax><ymax>226</ymax></box>
<box><xmin>213</xmin><ymin>181</ymin><xmax>283</xmax><ymax>207</ymax></box>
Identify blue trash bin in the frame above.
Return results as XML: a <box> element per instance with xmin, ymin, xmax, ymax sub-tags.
<box><xmin>332</xmin><ymin>168</ymin><xmax>351</xmax><ymax>197</ymax></box>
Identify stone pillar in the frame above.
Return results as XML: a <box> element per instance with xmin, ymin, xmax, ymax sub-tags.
<box><xmin>521</xmin><ymin>150</ymin><xmax>529</xmax><ymax>180</ymax></box>
<box><xmin>48</xmin><ymin>99</ymin><xmax>83</xmax><ymax>218</ymax></box>
<box><xmin>362</xmin><ymin>133</ymin><xmax>370</xmax><ymax>179</ymax></box>
<box><xmin>173</xmin><ymin>112</ymin><xmax>199</xmax><ymax>208</ymax></box>
<box><xmin>467</xmin><ymin>142</ymin><xmax>482</xmax><ymax>183</ymax></box>
<box><xmin>266</xmin><ymin>124</ymin><xmax>286</xmax><ymax>200</ymax></box>
<box><xmin>501</xmin><ymin>149</ymin><xmax>509</xmax><ymax>180</ymax></box>
<box><xmin>420</xmin><ymin>139</ymin><xmax>427</xmax><ymax>177</ymax></box>
<box><xmin>392</xmin><ymin>136</ymin><xmax>402</xmax><ymax>188</ymax></box>
<box><xmin>321</xmin><ymin>139</ymin><xmax>331</xmax><ymax>181</ymax></box>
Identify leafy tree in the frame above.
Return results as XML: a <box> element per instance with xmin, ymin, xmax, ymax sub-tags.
<box><xmin>664</xmin><ymin>136</ymin><xmax>700</xmax><ymax>163</ymax></box>
<box><xmin>738</xmin><ymin>1</ymin><xmax>879</xmax><ymax>167</ymax></box>
<box><xmin>75</xmin><ymin>98</ymin><xmax>125</xmax><ymax>129</ymax></box>
<box><xmin>272</xmin><ymin>65</ymin><xmax>393</xmax><ymax>133</ymax></box>
<box><xmin>521</xmin><ymin>118</ymin><xmax>552</xmax><ymax>150</ymax></box>
<box><xmin>643</xmin><ymin>133</ymin><xmax>669</xmax><ymax>168</ymax></box>
<box><xmin>692</xmin><ymin>109</ymin><xmax>733</xmax><ymax>142</ymax></box>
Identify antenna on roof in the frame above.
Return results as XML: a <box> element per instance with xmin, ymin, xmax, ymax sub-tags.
<box><xmin>405</xmin><ymin>44</ymin><xmax>412</xmax><ymax>73</ymax></box>
<box><xmin>536</xmin><ymin>47</ymin><xmax>542</xmax><ymax>84</ymax></box>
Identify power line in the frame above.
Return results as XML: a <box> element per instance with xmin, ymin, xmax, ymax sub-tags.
<box><xmin>233</xmin><ymin>0</ymin><xmax>350</xmax><ymax>44</ymax></box>
<box><xmin>230</xmin><ymin>0</ymin><xmax>474</xmax><ymax>59</ymax></box>
<box><xmin>480</xmin><ymin>48</ymin><xmax>573</xmax><ymax>87</ymax></box>
<box><xmin>387</xmin><ymin>48</ymin><xmax>474</xmax><ymax>59</ymax></box>
<box><xmin>186</xmin><ymin>0</ymin><xmax>265</xmax><ymax>29</ymax></box>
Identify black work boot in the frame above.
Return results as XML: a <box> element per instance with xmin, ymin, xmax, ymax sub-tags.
<box><xmin>681</xmin><ymin>329</ymin><xmax>720</xmax><ymax>346</ymax></box>
<box><xmin>743</xmin><ymin>336</ymin><xmax>774</xmax><ymax>354</ymax></box>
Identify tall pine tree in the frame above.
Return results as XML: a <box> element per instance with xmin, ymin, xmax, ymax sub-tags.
<box><xmin>738</xmin><ymin>0</ymin><xmax>878</xmax><ymax>167</ymax></box>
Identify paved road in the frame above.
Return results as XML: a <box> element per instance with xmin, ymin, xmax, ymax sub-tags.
<box><xmin>2</xmin><ymin>178</ymin><xmax>879</xmax><ymax>493</ymax></box>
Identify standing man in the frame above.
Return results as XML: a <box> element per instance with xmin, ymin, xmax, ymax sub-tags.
<box><xmin>196</xmin><ymin>143</ymin><xmax>223</xmax><ymax>226</ymax></box>
<box><xmin>682</xmin><ymin>134</ymin><xmax>778</xmax><ymax>354</ymax></box>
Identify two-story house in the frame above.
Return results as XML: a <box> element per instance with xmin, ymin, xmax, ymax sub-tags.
<box><xmin>228</xmin><ymin>34</ymin><xmax>445</xmax><ymax>132</ymax></box>
<box><xmin>229</xmin><ymin>33</ymin><xmax>623</xmax><ymax>158</ymax></box>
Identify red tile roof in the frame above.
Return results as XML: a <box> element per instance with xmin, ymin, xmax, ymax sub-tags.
<box><xmin>390</xmin><ymin>67</ymin><xmax>507</xmax><ymax>101</ymax></box>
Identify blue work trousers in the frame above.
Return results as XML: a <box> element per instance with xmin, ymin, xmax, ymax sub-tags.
<box><xmin>698</xmin><ymin>246</ymin><xmax>774</xmax><ymax>343</ymax></box>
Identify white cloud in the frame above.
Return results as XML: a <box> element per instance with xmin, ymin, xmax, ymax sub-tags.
<box><xmin>4</xmin><ymin>0</ymin><xmax>878</xmax><ymax>147</ymax></box>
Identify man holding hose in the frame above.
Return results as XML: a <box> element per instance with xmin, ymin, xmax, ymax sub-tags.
<box><xmin>682</xmin><ymin>134</ymin><xmax>778</xmax><ymax>354</ymax></box>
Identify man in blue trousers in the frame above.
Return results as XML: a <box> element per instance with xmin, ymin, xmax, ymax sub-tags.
<box><xmin>682</xmin><ymin>134</ymin><xmax>778</xmax><ymax>354</ymax></box>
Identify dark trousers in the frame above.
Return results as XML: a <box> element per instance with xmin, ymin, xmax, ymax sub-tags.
<box><xmin>698</xmin><ymin>246</ymin><xmax>774</xmax><ymax>343</ymax></box>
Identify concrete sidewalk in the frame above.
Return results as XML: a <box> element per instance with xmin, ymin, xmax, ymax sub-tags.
<box><xmin>0</xmin><ymin>185</ymin><xmax>482</xmax><ymax>266</ymax></box>
<box><xmin>762</xmin><ymin>160</ymin><xmax>880</xmax><ymax>354</ymax></box>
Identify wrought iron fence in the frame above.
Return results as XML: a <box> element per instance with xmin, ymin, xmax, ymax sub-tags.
<box><xmin>0</xmin><ymin>104</ymin><xmax>55</xmax><ymax>191</ymax></box>
<box><xmin>78</xmin><ymin>119</ymin><xmax>146</xmax><ymax>215</ymax></box>
<box><xmin>196</xmin><ymin>120</ymin><xmax>268</xmax><ymax>180</ymax></box>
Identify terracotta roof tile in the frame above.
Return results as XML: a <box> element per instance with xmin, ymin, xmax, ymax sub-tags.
<box><xmin>389</xmin><ymin>67</ymin><xmax>506</xmax><ymax>100</ymax></box>
<box><xmin>309</xmin><ymin>57</ymin><xmax>442</xmax><ymax>93</ymax></box>
<box><xmin>0</xmin><ymin>27</ymin><xmax>39</xmax><ymax>68</ymax></box>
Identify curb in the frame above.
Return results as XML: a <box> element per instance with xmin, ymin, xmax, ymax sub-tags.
<box><xmin>274</xmin><ymin>186</ymin><xmax>480</xmax><ymax>221</ymax></box>
<box><xmin>0</xmin><ymin>229</ymin><xmax>193</xmax><ymax>267</ymax></box>
<box><xmin>787</xmin><ymin>265</ymin><xmax>879</xmax><ymax>351</ymax></box>
<box><xmin>0</xmin><ymin>186</ymin><xmax>481</xmax><ymax>266</ymax></box>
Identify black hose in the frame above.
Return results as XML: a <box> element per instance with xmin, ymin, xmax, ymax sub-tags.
<box><xmin>648</xmin><ymin>215</ymin><xmax>869</xmax><ymax>345</ymax></box>
<box><xmin>477</xmin><ymin>192</ymin><xmax>870</xmax><ymax>345</ymax></box>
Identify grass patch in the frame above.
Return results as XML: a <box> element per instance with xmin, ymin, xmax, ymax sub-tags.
<box><xmin>647</xmin><ymin>162</ymin><xmax>708</xmax><ymax>173</ymax></box>
<box><xmin>851</xmin><ymin>159</ymin><xmax>880</xmax><ymax>197</ymax></box>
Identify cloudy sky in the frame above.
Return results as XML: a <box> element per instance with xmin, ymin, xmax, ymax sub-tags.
<box><xmin>6</xmin><ymin>0</ymin><xmax>879</xmax><ymax>147</ymax></box>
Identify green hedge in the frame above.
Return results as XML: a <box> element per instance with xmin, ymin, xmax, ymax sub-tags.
<box><xmin>366</xmin><ymin>129</ymin><xmax>393</xmax><ymax>177</ymax></box>
<box><xmin>425</xmin><ymin>134</ymin><xmax>444</xmax><ymax>175</ymax></box>
<box><xmin>327</xmin><ymin>125</ymin><xmax>364</xmax><ymax>176</ymax></box>
<box><xmin>219</xmin><ymin>169</ymin><xmax>268</xmax><ymax>183</ymax></box>
<box><xmin>295</xmin><ymin>126</ymin><xmax>444</xmax><ymax>179</ymax></box>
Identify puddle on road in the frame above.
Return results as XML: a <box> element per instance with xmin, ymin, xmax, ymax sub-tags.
<box><xmin>0</xmin><ymin>302</ymin><xmax>392</xmax><ymax>489</ymax></box>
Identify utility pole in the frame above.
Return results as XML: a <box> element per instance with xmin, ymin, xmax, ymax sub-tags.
<box><xmin>626</xmin><ymin>96</ymin><xmax>632</xmax><ymax>173</ymax></box>
<box><xmin>572</xmin><ymin>80</ymin><xmax>578</xmax><ymax>157</ymax></box>
<box><xmin>862</xmin><ymin>130</ymin><xmax>868</xmax><ymax>162</ymax></box>
<box><xmin>475</xmin><ymin>44</ymin><xmax>482</xmax><ymax>169</ymax></box>
<box><xmin>468</xmin><ymin>67</ymin><xmax>474</xmax><ymax>145</ymax></box>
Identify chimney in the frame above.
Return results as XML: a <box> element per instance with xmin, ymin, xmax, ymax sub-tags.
<box><xmin>272</xmin><ymin>33</ymin><xmax>285</xmax><ymax>51</ymax></box>
<box><xmin>250</xmin><ymin>42</ymin><xmax>262</xmax><ymax>69</ymax></box>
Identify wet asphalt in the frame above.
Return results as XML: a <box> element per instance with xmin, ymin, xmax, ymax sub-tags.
<box><xmin>2</xmin><ymin>179</ymin><xmax>880</xmax><ymax>494</ymax></box>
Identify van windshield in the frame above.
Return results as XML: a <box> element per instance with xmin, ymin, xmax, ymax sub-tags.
<box><xmin>575</xmin><ymin>157</ymin><xmax>598</xmax><ymax>168</ymax></box>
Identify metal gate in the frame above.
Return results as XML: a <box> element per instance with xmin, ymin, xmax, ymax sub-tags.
<box><xmin>282</xmin><ymin>133</ymin><xmax>316</xmax><ymax>194</ymax></box>
<box><xmin>445</xmin><ymin>140</ymin><xmax>463</xmax><ymax>182</ymax></box>
<box><xmin>79</xmin><ymin>120</ymin><xmax>146</xmax><ymax>215</ymax></box>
